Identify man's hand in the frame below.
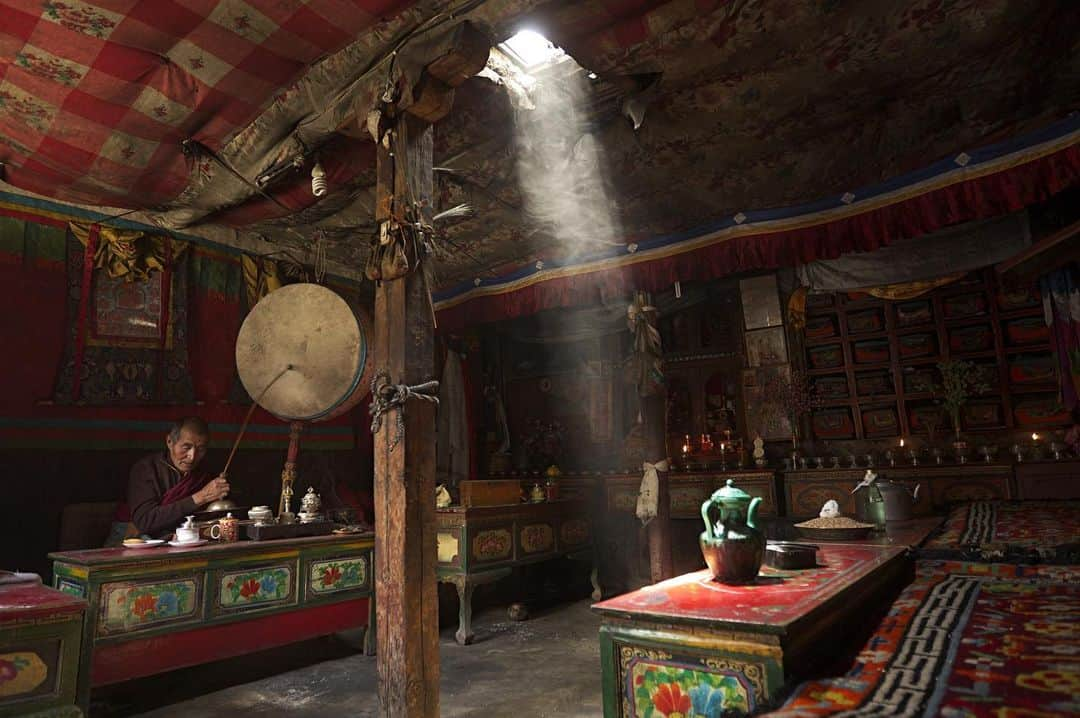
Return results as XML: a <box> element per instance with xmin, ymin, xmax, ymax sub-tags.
<box><xmin>194</xmin><ymin>474</ymin><xmax>230</xmax><ymax>506</ymax></box>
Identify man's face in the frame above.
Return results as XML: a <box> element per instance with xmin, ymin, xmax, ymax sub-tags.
<box><xmin>167</xmin><ymin>427</ymin><xmax>208</xmax><ymax>473</ymax></box>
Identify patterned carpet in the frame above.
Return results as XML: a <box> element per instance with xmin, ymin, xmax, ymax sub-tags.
<box><xmin>765</xmin><ymin>560</ymin><xmax>1080</xmax><ymax>717</ymax></box>
<box><xmin>920</xmin><ymin>501</ymin><xmax>1080</xmax><ymax>564</ymax></box>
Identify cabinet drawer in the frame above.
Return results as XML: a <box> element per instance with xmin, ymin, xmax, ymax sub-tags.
<box><xmin>786</xmin><ymin>480</ymin><xmax>855</xmax><ymax>518</ymax></box>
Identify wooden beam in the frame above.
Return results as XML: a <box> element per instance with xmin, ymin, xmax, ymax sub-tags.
<box><xmin>373</xmin><ymin>112</ymin><xmax>439</xmax><ymax>717</ymax></box>
<box><xmin>425</xmin><ymin>22</ymin><xmax>491</xmax><ymax>87</ymax></box>
<box><xmin>338</xmin><ymin>22</ymin><xmax>490</xmax><ymax>135</ymax></box>
<box><xmin>996</xmin><ymin>219</ymin><xmax>1080</xmax><ymax>281</ymax></box>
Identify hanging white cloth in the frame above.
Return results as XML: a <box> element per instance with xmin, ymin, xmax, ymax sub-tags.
<box><xmin>436</xmin><ymin>350</ymin><xmax>470</xmax><ymax>488</ymax></box>
<box><xmin>636</xmin><ymin>459</ymin><xmax>670</xmax><ymax>526</ymax></box>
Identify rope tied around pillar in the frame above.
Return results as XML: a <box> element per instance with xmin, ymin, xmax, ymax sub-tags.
<box><xmin>369</xmin><ymin>370</ymin><xmax>440</xmax><ymax>453</ymax></box>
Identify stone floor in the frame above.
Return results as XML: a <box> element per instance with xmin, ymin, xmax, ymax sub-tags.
<box><xmin>93</xmin><ymin>598</ymin><xmax>604</xmax><ymax>717</ymax></box>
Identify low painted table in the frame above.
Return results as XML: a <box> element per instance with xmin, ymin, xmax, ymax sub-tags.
<box><xmin>592</xmin><ymin>544</ymin><xmax>908</xmax><ymax>717</ymax></box>
<box><xmin>50</xmin><ymin>533</ymin><xmax>373</xmax><ymax>706</ymax></box>
<box><xmin>0</xmin><ymin>575</ymin><xmax>85</xmax><ymax>718</ymax></box>
<box><xmin>437</xmin><ymin>499</ymin><xmax>597</xmax><ymax>644</ymax></box>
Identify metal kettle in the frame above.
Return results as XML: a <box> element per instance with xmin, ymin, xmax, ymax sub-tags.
<box><xmin>853</xmin><ymin>470</ymin><xmax>918</xmax><ymax>527</ymax></box>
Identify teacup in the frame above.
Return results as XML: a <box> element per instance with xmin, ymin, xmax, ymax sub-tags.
<box><xmin>175</xmin><ymin>526</ymin><xmax>200</xmax><ymax>544</ymax></box>
<box><xmin>210</xmin><ymin>513</ymin><xmax>239</xmax><ymax>542</ymax></box>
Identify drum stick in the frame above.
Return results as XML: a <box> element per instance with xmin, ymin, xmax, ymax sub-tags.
<box><xmin>222</xmin><ymin>364</ymin><xmax>293</xmax><ymax>476</ymax></box>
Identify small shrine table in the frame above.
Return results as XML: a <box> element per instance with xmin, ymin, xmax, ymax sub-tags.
<box><xmin>437</xmin><ymin>499</ymin><xmax>597</xmax><ymax>645</ymax></box>
<box><xmin>591</xmin><ymin>544</ymin><xmax>908</xmax><ymax>716</ymax></box>
<box><xmin>50</xmin><ymin>533</ymin><xmax>373</xmax><ymax>706</ymax></box>
<box><xmin>0</xmin><ymin>574</ymin><xmax>86</xmax><ymax>718</ymax></box>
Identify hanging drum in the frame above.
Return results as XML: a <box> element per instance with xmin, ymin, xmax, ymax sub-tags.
<box><xmin>235</xmin><ymin>283</ymin><xmax>375</xmax><ymax>421</ymax></box>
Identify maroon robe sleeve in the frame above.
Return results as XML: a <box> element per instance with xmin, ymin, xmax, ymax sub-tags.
<box><xmin>127</xmin><ymin>458</ymin><xmax>200</xmax><ymax>538</ymax></box>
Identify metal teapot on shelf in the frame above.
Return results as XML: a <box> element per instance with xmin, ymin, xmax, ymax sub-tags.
<box><xmin>853</xmin><ymin>470</ymin><xmax>919</xmax><ymax>528</ymax></box>
<box><xmin>699</xmin><ymin>479</ymin><xmax>765</xmax><ymax>584</ymax></box>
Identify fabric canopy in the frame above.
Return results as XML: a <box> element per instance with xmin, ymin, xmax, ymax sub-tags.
<box><xmin>795</xmin><ymin>212</ymin><xmax>1031</xmax><ymax>293</ymax></box>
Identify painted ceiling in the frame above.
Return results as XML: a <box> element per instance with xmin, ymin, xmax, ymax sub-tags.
<box><xmin>1</xmin><ymin>0</ymin><xmax>1077</xmax><ymax>288</ymax></box>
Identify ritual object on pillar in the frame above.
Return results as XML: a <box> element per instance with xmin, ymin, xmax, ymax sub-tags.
<box><xmin>235</xmin><ymin>283</ymin><xmax>375</xmax><ymax>532</ymax></box>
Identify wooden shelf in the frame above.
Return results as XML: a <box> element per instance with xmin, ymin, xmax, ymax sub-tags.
<box><xmin>895</xmin><ymin>324</ymin><xmax>937</xmax><ymax>334</ymax></box>
<box><xmin>1009</xmin><ymin>384</ymin><xmax>1061</xmax><ymax>395</ymax></box>
<box><xmin>1004</xmin><ymin>344</ymin><xmax>1052</xmax><ymax>354</ymax></box>
<box><xmin>999</xmin><ymin>307</ymin><xmax>1045</xmax><ymax>320</ymax></box>
<box><xmin>942</xmin><ymin>315</ymin><xmax>992</xmax><ymax>327</ymax></box>
<box><xmin>948</xmin><ymin>349</ymin><xmax>998</xmax><ymax>360</ymax></box>
<box><xmin>800</xmin><ymin>268</ymin><xmax>1066</xmax><ymax>441</ymax></box>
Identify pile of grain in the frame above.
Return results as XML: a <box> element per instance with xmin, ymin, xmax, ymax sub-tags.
<box><xmin>794</xmin><ymin>516</ymin><xmax>875</xmax><ymax>529</ymax></box>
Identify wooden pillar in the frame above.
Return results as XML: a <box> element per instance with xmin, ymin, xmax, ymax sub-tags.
<box><xmin>372</xmin><ymin>112</ymin><xmax>439</xmax><ymax>717</ymax></box>
<box><xmin>643</xmin><ymin>393</ymin><xmax>672</xmax><ymax>582</ymax></box>
<box><xmin>634</xmin><ymin>290</ymin><xmax>672</xmax><ymax>583</ymax></box>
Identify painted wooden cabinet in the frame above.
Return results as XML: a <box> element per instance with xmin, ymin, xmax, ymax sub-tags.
<box><xmin>50</xmin><ymin>534</ymin><xmax>373</xmax><ymax>707</ymax></box>
<box><xmin>605</xmin><ymin>470</ymin><xmax>779</xmax><ymax>519</ymax></box>
<box><xmin>0</xmin><ymin>576</ymin><xmax>85</xmax><ymax>718</ymax></box>
<box><xmin>783</xmin><ymin>464</ymin><xmax>1014</xmax><ymax>518</ymax></box>
<box><xmin>437</xmin><ymin>499</ymin><xmax>596</xmax><ymax>645</ymax></box>
<box><xmin>1014</xmin><ymin>459</ymin><xmax>1080</xmax><ymax>499</ymax></box>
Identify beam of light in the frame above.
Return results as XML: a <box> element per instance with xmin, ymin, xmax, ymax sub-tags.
<box><xmin>500</xmin><ymin>30</ymin><xmax>564</xmax><ymax>69</ymax></box>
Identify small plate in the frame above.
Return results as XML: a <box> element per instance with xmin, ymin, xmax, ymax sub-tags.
<box><xmin>123</xmin><ymin>539</ymin><xmax>166</xmax><ymax>548</ymax></box>
<box><xmin>167</xmin><ymin>539</ymin><xmax>209</xmax><ymax>547</ymax></box>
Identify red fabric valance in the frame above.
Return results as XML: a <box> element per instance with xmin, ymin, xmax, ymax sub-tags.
<box><xmin>435</xmin><ymin>142</ymin><xmax>1079</xmax><ymax>332</ymax></box>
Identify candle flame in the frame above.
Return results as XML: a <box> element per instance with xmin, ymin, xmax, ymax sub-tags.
<box><xmin>899</xmin><ymin>438</ymin><xmax>905</xmax><ymax>447</ymax></box>
<box><xmin>1032</xmin><ymin>433</ymin><xmax>1039</xmax><ymax>441</ymax></box>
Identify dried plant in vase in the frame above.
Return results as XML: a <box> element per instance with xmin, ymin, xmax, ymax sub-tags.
<box><xmin>766</xmin><ymin>368</ymin><xmax>821</xmax><ymax>454</ymax></box>
<box><xmin>936</xmin><ymin>360</ymin><xmax>990</xmax><ymax>445</ymax></box>
<box><xmin>522</xmin><ymin>419</ymin><xmax>566</xmax><ymax>470</ymax></box>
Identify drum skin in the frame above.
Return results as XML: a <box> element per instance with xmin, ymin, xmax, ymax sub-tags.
<box><xmin>235</xmin><ymin>283</ymin><xmax>375</xmax><ymax>421</ymax></box>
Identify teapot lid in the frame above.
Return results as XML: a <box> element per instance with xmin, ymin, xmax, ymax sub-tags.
<box><xmin>715</xmin><ymin>478</ymin><xmax>752</xmax><ymax>503</ymax></box>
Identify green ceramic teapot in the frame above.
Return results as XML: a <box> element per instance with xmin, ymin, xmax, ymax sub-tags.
<box><xmin>699</xmin><ymin>479</ymin><xmax>765</xmax><ymax>583</ymax></box>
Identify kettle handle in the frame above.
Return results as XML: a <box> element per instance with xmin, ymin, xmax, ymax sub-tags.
<box><xmin>701</xmin><ymin>498</ymin><xmax>715</xmax><ymax>540</ymax></box>
<box><xmin>747</xmin><ymin>496</ymin><xmax>762</xmax><ymax>530</ymax></box>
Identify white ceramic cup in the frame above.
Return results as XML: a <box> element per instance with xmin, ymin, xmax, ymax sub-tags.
<box><xmin>175</xmin><ymin>525</ymin><xmax>200</xmax><ymax>543</ymax></box>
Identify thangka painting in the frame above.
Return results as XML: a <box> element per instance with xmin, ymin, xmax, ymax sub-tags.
<box><xmin>53</xmin><ymin>234</ymin><xmax>193</xmax><ymax>404</ymax></box>
<box><xmin>741</xmin><ymin>365</ymin><xmax>793</xmax><ymax>441</ymax></box>
<box><xmin>587</xmin><ymin>361</ymin><xmax>614</xmax><ymax>442</ymax></box>
<box><xmin>88</xmin><ymin>271</ymin><xmax>172</xmax><ymax>349</ymax></box>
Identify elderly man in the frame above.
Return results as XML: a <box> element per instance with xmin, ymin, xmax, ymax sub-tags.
<box><xmin>107</xmin><ymin>417</ymin><xmax>230</xmax><ymax>544</ymax></box>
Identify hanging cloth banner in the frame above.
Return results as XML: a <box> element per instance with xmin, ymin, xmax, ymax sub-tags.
<box><xmin>241</xmin><ymin>254</ymin><xmax>282</xmax><ymax>307</ymax></box>
<box><xmin>1041</xmin><ymin>265</ymin><xmax>1080</xmax><ymax>411</ymax></box>
<box><xmin>796</xmin><ymin>212</ymin><xmax>1030</xmax><ymax>293</ymax></box>
<box><xmin>69</xmin><ymin>222</ymin><xmax>189</xmax><ymax>281</ymax></box>
<box><xmin>636</xmin><ymin>459</ymin><xmax>670</xmax><ymax>526</ymax></box>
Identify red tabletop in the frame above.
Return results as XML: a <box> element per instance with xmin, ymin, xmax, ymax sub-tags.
<box><xmin>0</xmin><ymin>580</ymin><xmax>85</xmax><ymax>622</ymax></box>
<box><xmin>592</xmin><ymin>543</ymin><xmax>906</xmax><ymax>632</ymax></box>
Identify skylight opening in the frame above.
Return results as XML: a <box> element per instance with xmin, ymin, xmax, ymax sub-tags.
<box><xmin>500</xmin><ymin>29</ymin><xmax>564</xmax><ymax>70</ymax></box>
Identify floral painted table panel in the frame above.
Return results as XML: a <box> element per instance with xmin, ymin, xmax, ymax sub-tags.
<box><xmin>592</xmin><ymin>545</ymin><xmax>909</xmax><ymax>717</ymax></box>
